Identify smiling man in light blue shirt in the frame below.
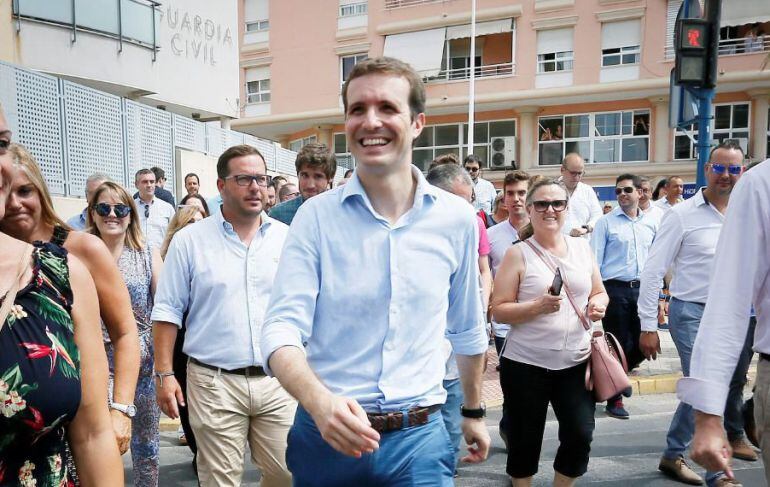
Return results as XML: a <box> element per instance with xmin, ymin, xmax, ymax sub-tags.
<box><xmin>260</xmin><ymin>57</ymin><xmax>490</xmax><ymax>486</ymax></box>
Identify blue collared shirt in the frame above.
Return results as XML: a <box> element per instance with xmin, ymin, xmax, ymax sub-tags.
<box><xmin>261</xmin><ymin>167</ymin><xmax>488</xmax><ymax>412</ymax></box>
<box><xmin>591</xmin><ymin>206</ymin><xmax>658</xmax><ymax>281</ymax></box>
<box><xmin>66</xmin><ymin>209</ymin><xmax>87</xmax><ymax>231</ymax></box>
<box><xmin>151</xmin><ymin>211</ymin><xmax>289</xmax><ymax>369</ymax></box>
<box><xmin>268</xmin><ymin>196</ymin><xmax>305</xmax><ymax>225</ymax></box>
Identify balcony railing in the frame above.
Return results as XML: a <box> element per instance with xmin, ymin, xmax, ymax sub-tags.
<box><xmin>664</xmin><ymin>35</ymin><xmax>770</xmax><ymax>59</ymax></box>
<box><xmin>422</xmin><ymin>62</ymin><xmax>515</xmax><ymax>83</ymax></box>
<box><xmin>385</xmin><ymin>0</ymin><xmax>452</xmax><ymax>9</ymax></box>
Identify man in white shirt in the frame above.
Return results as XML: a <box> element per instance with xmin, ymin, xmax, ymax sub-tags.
<box><xmin>638</xmin><ymin>141</ymin><xmax>749</xmax><ymax>486</ymax></box>
<box><xmin>464</xmin><ymin>154</ymin><xmax>497</xmax><ymax>214</ymax></box>
<box><xmin>134</xmin><ymin>168</ymin><xmax>175</xmax><ymax>249</ymax></box>
<box><xmin>685</xmin><ymin>158</ymin><xmax>770</xmax><ymax>485</ymax></box>
<box><xmin>559</xmin><ymin>153</ymin><xmax>602</xmax><ymax>238</ymax></box>
<box><xmin>487</xmin><ymin>170</ymin><xmax>530</xmax><ymax>450</ymax></box>
<box><xmin>654</xmin><ymin>175</ymin><xmax>685</xmax><ymax>210</ymax></box>
<box><xmin>639</xmin><ymin>176</ymin><xmax>666</xmax><ymax>225</ymax></box>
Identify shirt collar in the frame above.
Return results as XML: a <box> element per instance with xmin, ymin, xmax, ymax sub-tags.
<box><xmin>691</xmin><ymin>187</ymin><xmax>708</xmax><ymax>207</ymax></box>
<box><xmin>340</xmin><ymin>165</ymin><xmax>439</xmax><ymax>207</ymax></box>
<box><xmin>215</xmin><ymin>207</ymin><xmax>274</xmax><ymax>237</ymax></box>
<box><xmin>611</xmin><ymin>205</ymin><xmax>642</xmax><ymax>221</ymax></box>
<box><xmin>135</xmin><ymin>196</ymin><xmax>155</xmax><ymax>206</ymax></box>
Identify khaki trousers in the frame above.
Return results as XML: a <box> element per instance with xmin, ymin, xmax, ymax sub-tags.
<box><xmin>754</xmin><ymin>358</ymin><xmax>770</xmax><ymax>485</ymax></box>
<box><xmin>187</xmin><ymin>361</ymin><xmax>297</xmax><ymax>487</ymax></box>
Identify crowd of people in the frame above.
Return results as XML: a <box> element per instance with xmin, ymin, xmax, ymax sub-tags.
<box><xmin>0</xmin><ymin>55</ymin><xmax>768</xmax><ymax>487</ymax></box>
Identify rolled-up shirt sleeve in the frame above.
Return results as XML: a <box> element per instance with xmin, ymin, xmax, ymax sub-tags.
<box><xmin>150</xmin><ymin>235</ymin><xmax>190</xmax><ymax>327</ymax></box>
<box><xmin>678</xmin><ymin>174</ymin><xmax>766</xmax><ymax>415</ymax></box>
<box><xmin>590</xmin><ymin>215</ymin><xmax>608</xmax><ymax>272</ymax></box>
<box><xmin>261</xmin><ymin>203</ymin><xmax>321</xmax><ymax>376</ymax></box>
<box><xmin>446</xmin><ymin>211</ymin><xmax>488</xmax><ymax>356</ymax></box>
<box><xmin>638</xmin><ymin>210</ymin><xmax>683</xmax><ymax>332</ymax></box>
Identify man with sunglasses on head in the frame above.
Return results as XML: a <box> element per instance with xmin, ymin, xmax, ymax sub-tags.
<box><xmin>134</xmin><ymin>168</ymin><xmax>175</xmax><ymax>249</ymax></box>
<box><xmin>591</xmin><ymin>174</ymin><xmax>658</xmax><ymax>420</ymax></box>
<box><xmin>464</xmin><ymin>154</ymin><xmax>497</xmax><ymax>214</ymax></box>
<box><xmin>152</xmin><ymin>145</ymin><xmax>296</xmax><ymax>486</ymax></box>
<box><xmin>638</xmin><ymin>140</ymin><xmax>750</xmax><ymax>487</ymax></box>
<box><xmin>559</xmin><ymin>153</ymin><xmax>602</xmax><ymax>239</ymax></box>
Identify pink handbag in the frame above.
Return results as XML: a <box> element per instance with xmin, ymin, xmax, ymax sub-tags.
<box><xmin>524</xmin><ymin>240</ymin><xmax>631</xmax><ymax>402</ymax></box>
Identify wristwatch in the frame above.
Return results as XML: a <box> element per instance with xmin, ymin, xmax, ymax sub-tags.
<box><xmin>460</xmin><ymin>402</ymin><xmax>487</xmax><ymax>419</ymax></box>
<box><xmin>110</xmin><ymin>402</ymin><xmax>137</xmax><ymax>418</ymax></box>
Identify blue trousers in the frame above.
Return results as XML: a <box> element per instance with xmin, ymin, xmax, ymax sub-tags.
<box><xmin>664</xmin><ymin>299</ymin><xmax>755</xmax><ymax>485</ymax></box>
<box><xmin>287</xmin><ymin>406</ymin><xmax>454</xmax><ymax>486</ymax></box>
<box><xmin>440</xmin><ymin>378</ymin><xmax>464</xmax><ymax>465</ymax></box>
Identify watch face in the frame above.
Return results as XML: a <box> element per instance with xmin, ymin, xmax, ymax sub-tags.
<box><xmin>126</xmin><ymin>405</ymin><xmax>137</xmax><ymax>417</ymax></box>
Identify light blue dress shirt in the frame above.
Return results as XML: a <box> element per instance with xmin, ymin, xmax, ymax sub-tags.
<box><xmin>260</xmin><ymin>167</ymin><xmax>488</xmax><ymax>412</ymax></box>
<box><xmin>151</xmin><ymin>210</ymin><xmax>289</xmax><ymax>369</ymax></box>
<box><xmin>591</xmin><ymin>206</ymin><xmax>658</xmax><ymax>282</ymax></box>
<box><xmin>66</xmin><ymin>209</ymin><xmax>87</xmax><ymax>231</ymax></box>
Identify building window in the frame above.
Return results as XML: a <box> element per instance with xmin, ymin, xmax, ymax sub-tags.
<box><xmin>536</xmin><ymin>28</ymin><xmax>574</xmax><ymax>74</ymax></box>
<box><xmin>340</xmin><ymin>2</ymin><xmax>367</xmax><ymax>17</ymax></box>
<box><xmin>341</xmin><ymin>54</ymin><xmax>368</xmax><ymax>86</ymax></box>
<box><xmin>289</xmin><ymin>135</ymin><xmax>317</xmax><ymax>153</ymax></box>
<box><xmin>245</xmin><ymin>20</ymin><xmax>269</xmax><ymax>32</ymax></box>
<box><xmin>674</xmin><ymin>103</ymin><xmax>750</xmax><ymax>160</ymax></box>
<box><xmin>537</xmin><ymin>51</ymin><xmax>573</xmax><ymax>73</ymax></box>
<box><xmin>246</xmin><ymin>79</ymin><xmax>270</xmax><ymax>104</ymax></box>
<box><xmin>411</xmin><ymin>120</ymin><xmax>516</xmax><ymax>171</ymax></box>
<box><xmin>333</xmin><ymin>133</ymin><xmax>356</xmax><ymax>169</ymax></box>
<box><xmin>538</xmin><ymin>110</ymin><xmax>650</xmax><ymax>165</ymax></box>
<box><xmin>601</xmin><ymin>19</ymin><xmax>641</xmax><ymax>67</ymax></box>
<box><xmin>602</xmin><ymin>46</ymin><xmax>640</xmax><ymax>66</ymax></box>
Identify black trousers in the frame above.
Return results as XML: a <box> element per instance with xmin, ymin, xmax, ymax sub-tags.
<box><xmin>500</xmin><ymin>357</ymin><xmax>595</xmax><ymax>479</ymax></box>
<box><xmin>172</xmin><ymin>324</ymin><xmax>197</xmax><ymax>456</ymax></box>
<box><xmin>602</xmin><ymin>282</ymin><xmax>645</xmax><ymax>372</ymax></box>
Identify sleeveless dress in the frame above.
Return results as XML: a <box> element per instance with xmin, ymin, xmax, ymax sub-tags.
<box><xmin>0</xmin><ymin>243</ymin><xmax>80</xmax><ymax>486</ymax></box>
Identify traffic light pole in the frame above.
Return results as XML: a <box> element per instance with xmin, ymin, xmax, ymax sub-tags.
<box><xmin>693</xmin><ymin>87</ymin><xmax>715</xmax><ymax>187</ymax></box>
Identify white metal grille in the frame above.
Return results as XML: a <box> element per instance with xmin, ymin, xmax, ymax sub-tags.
<box><xmin>244</xmin><ymin>134</ymin><xmax>276</xmax><ymax>171</ymax></box>
<box><xmin>227</xmin><ymin>130</ymin><xmax>244</xmax><ymax>148</ymax></box>
<box><xmin>125</xmin><ymin>100</ymin><xmax>174</xmax><ymax>193</ymax></box>
<box><xmin>62</xmin><ymin>81</ymin><xmax>125</xmax><ymax>196</ymax></box>
<box><xmin>276</xmin><ymin>147</ymin><xmax>297</xmax><ymax>174</ymax></box>
<box><xmin>3</xmin><ymin>65</ymin><xmax>66</xmax><ymax>195</ymax></box>
<box><xmin>206</xmin><ymin>125</ymin><xmax>229</xmax><ymax>158</ymax></box>
<box><xmin>173</xmin><ymin>114</ymin><xmax>206</xmax><ymax>153</ymax></box>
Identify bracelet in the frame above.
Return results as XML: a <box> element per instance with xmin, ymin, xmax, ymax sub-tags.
<box><xmin>153</xmin><ymin>371</ymin><xmax>175</xmax><ymax>388</ymax></box>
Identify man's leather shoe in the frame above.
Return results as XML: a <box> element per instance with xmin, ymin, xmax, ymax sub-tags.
<box><xmin>742</xmin><ymin>397</ymin><xmax>759</xmax><ymax>448</ymax></box>
<box><xmin>658</xmin><ymin>456</ymin><xmax>703</xmax><ymax>485</ymax></box>
<box><xmin>605</xmin><ymin>398</ymin><xmax>629</xmax><ymax>419</ymax></box>
<box><xmin>730</xmin><ymin>438</ymin><xmax>758</xmax><ymax>461</ymax></box>
<box><xmin>712</xmin><ymin>475</ymin><xmax>742</xmax><ymax>486</ymax></box>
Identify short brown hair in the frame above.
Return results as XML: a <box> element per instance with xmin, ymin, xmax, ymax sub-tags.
<box><xmin>503</xmin><ymin>170</ymin><xmax>530</xmax><ymax>190</ymax></box>
<box><xmin>217</xmin><ymin>145</ymin><xmax>265</xmax><ymax>179</ymax></box>
<box><xmin>295</xmin><ymin>143</ymin><xmax>337</xmax><ymax>180</ymax></box>
<box><xmin>428</xmin><ymin>153</ymin><xmax>459</xmax><ymax>171</ymax></box>
<box><xmin>341</xmin><ymin>57</ymin><xmax>426</xmax><ymax>120</ymax></box>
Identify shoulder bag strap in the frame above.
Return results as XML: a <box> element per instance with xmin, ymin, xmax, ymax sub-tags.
<box><xmin>0</xmin><ymin>244</ymin><xmax>34</xmax><ymax>332</ymax></box>
<box><xmin>523</xmin><ymin>239</ymin><xmax>592</xmax><ymax>332</ymax></box>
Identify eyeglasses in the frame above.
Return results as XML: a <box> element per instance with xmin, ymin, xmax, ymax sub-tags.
<box><xmin>614</xmin><ymin>186</ymin><xmax>636</xmax><ymax>195</ymax></box>
<box><xmin>531</xmin><ymin>200</ymin><xmax>568</xmax><ymax>212</ymax></box>
<box><xmin>563</xmin><ymin>169</ymin><xmax>585</xmax><ymax>177</ymax></box>
<box><xmin>465</xmin><ymin>166</ymin><xmax>480</xmax><ymax>173</ymax></box>
<box><xmin>93</xmin><ymin>203</ymin><xmax>131</xmax><ymax>218</ymax></box>
<box><xmin>710</xmin><ymin>163</ymin><xmax>743</xmax><ymax>176</ymax></box>
<box><xmin>225</xmin><ymin>174</ymin><xmax>272</xmax><ymax>187</ymax></box>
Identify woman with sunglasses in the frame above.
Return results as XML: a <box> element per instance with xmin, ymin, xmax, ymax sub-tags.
<box><xmin>0</xmin><ymin>144</ymin><xmax>140</xmax><ymax>457</ymax></box>
<box><xmin>491</xmin><ymin>177</ymin><xmax>608</xmax><ymax>487</ymax></box>
<box><xmin>88</xmin><ymin>181</ymin><xmax>163</xmax><ymax>487</ymax></box>
<box><xmin>0</xmin><ymin>143</ymin><xmax>123</xmax><ymax>484</ymax></box>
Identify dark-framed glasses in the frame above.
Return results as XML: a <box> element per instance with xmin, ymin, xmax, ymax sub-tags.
<box><xmin>93</xmin><ymin>203</ymin><xmax>131</xmax><ymax>218</ymax></box>
<box><xmin>532</xmin><ymin>200</ymin><xmax>568</xmax><ymax>212</ymax></box>
<box><xmin>226</xmin><ymin>174</ymin><xmax>272</xmax><ymax>187</ymax></box>
<box><xmin>710</xmin><ymin>163</ymin><xmax>743</xmax><ymax>176</ymax></box>
<box><xmin>614</xmin><ymin>186</ymin><xmax>636</xmax><ymax>195</ymax></box>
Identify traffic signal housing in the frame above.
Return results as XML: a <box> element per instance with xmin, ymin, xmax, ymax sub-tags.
<box><xmin>674</xmin><ymin>18</ymin><xmax>712</xmax><ymax>87</ymax></box>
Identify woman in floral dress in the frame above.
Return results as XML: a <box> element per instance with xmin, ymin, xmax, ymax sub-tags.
<box><xmin>0</xmin><ymin>126</ymin><xmax>122</xmax><ymax>485</ymax></box>
<box><xmin>88</xmin><ymin>182</ymin><xmax>163</xmax><ymax>487</ymax></box>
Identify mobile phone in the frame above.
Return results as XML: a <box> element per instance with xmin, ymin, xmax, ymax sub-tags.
<box><xmin>549</xmin><ymin>268</ymin><xmax>563</xmax><ymax>296</ymax></box>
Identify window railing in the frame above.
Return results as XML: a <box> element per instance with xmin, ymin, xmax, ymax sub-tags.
<box><xmin>385</xmin><ymin>0</ymin><xmax>452</xmax><ymax>9</ymax></box>
<box><xmin>422</xmin><ymin>62</ymin><xmax>515</xmax><ymax>83</ymax></box>
<box><xmin>13</xmin><ymin>0</ymin><xmax>160</xmax><ymax>60</ymax></box>
<box><xmin>664</xmin><ymin>35</ymin><xmax>770</xmax><ymax>59</ymax></box>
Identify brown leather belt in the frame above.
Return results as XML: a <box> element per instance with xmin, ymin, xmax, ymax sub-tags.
<box><xmin>366</xmin><ymin>405</ymin><xmax>441</xmax><ymax>433</ymax></box>
<box><xmin>190</xmin><ymin>357</ymin><xmax>265</xmax><ymax>376</ymax></box>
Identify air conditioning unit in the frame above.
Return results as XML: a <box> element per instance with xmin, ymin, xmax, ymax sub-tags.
<box><xmin>489</xmin><ymin>136</ymin><xmax>517</xmax><ymax>169</ymax></box>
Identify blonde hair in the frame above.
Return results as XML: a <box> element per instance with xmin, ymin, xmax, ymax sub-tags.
<box><xmin>7</xmin><ymin>143</ymin><xmax>70</xmax><ymax>231</ymax></box>
<box><xmin>518</xmin><ymin>176</ymin><xmax>568</xmax><ymax>241</ymax></box>
<box><xmin>160</xmin><ymin>206</ymin><xmax>200</xmax><ymax>259</ymax></box>
<box><xmin>87</xmin><ymin>181</ymin><xmax>144</xmax><ymax>250</ymax></box>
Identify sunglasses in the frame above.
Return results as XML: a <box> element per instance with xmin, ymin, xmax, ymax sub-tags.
<box><xmin>614</xmin><ymin>186</ymin><xmax>636</xmax><ymax>195</ymax></box>
<box><xmin>93</xmin><ymin>203</ymin><xmax>131</xmax><ymax>218</ymax></box>
<box><xmin>531</xmin><ymin>200</ymin><xmax>568</xmax><ymax>212</ymax></box>
<box><xmin>710</xmin><ymin>163</ymin><xmax>743</xmax><ymax>176</ymax></box>
<box><xmin>465</xmin><ymin>166</ymin><xmax>480</xmax><ymax>173</ymax></box>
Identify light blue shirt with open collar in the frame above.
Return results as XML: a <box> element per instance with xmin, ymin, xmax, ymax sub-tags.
<box><xmin>151</xmin><ymin>210</ymin><xmax>288</xmax><ymax>369</ymax></box>
<box><xmin>260</xmin><ymin>166</ymin><xmax>488</xmax><ymax>413</ymax></box>
<box><xmin>591</xmin><ymin>205</ymin><xmax>658</xmax><ymax>282</ymax></box>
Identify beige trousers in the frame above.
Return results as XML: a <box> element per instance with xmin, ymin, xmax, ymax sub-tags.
<box><xmin>187</xmin><ymin>361</ymin><xmax>297</xmax><ymax>487</ymax></box>
<box><xmin>754</xmin><ymin>358</ymin><xmax>770</xmax><ymax>486</ymax></box>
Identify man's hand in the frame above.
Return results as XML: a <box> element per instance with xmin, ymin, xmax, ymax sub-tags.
<box><xmin>155</xmin><ymin>375</ymin><xmax>184</xmax><ymax>419</ymax></box>
<box><xmin>569</xmin><ymin>227</ymin><xmax>588</xmax><ymax>237</ymax></box>
<box><xmin>640</xmin><ymin>331</ymin><xmax>661</xmax><ymax>360</ymax></box>
<box><xmin>691</xmin><ymin>412</ymin><xmax>734</xmax><ymax>479</ymax></box>
<box><xmin>460</xmin><ymin>418</ymin><xmax>490</xmax><ymax>463</ymax></box>
<box><xmin>110</xmin><ymin>409</ymin><xmax>132</xmax><ymax>454</ymax></box>
<box><xmin>308</xmin><ymin>393</ymin><xmax>380</xmax><ymax>458</ymax></box>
